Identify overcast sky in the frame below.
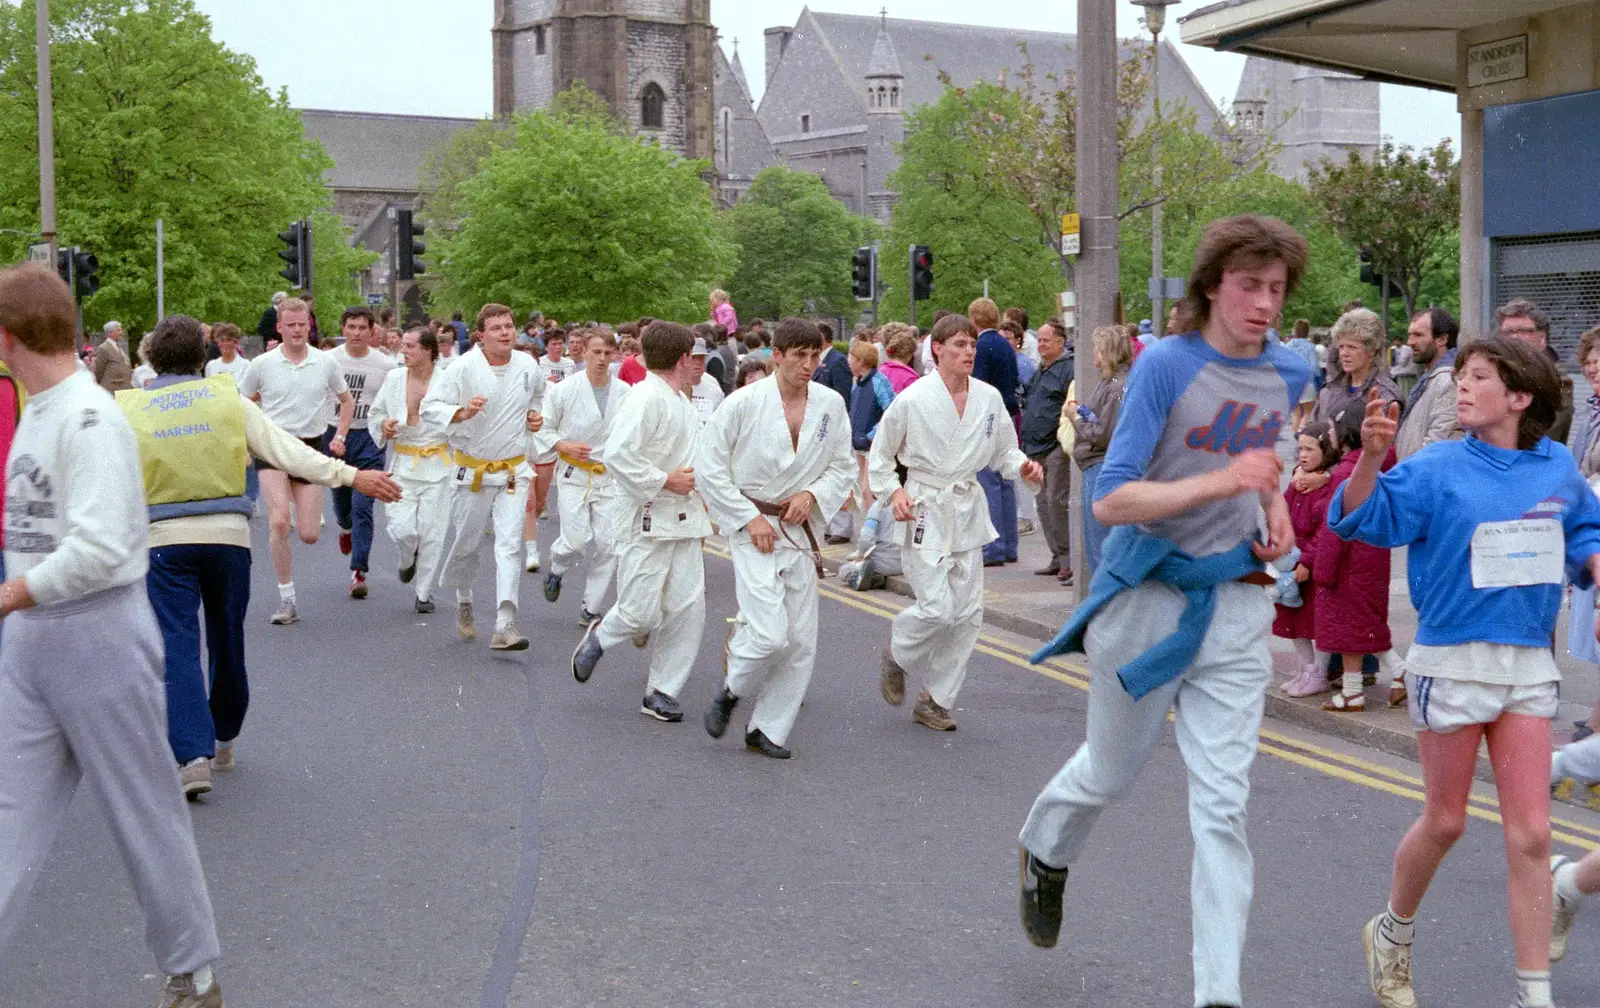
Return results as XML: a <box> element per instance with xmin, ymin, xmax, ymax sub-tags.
<box><xmin>191</xmin><ymin>0</ymin><xmax>1460</xmax><ymax>152</ymax></box>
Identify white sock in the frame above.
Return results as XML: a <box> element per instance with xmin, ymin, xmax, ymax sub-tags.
<box><xmin>1556</xmin><ymin>861</ymin><xmax>1586</xmax><ymax>905</ymax></box>
<box><xmin>457</xmin><ymin>588</ymin><xmax>471</xmax><ymax>605</ymax></box>
<box><xmin>1375</xmin><ymin>904</ymin><xmax>1414</xmax><ymax>948</ymax></box>
<box><xmin>278</xmin><ymin>582</ymin><xmax>294</xmax><ymax>602</ymax></box>
<box><xmin>496</xmin><ymin>601</ymin><xmax>515</xmax><ymax>630</ymax></box>
<box><xmin>1342</xmin><ymin>660</ymin><xmax>1363</xmax><ymax>697</ymax></box>
<box><xmin>1516</xmin><ymin>969</ymin><xmax>1552</xmax><ymax>1007</ymax></box>
<box><xmin>192</xmin><ymin>965</ymin><xmax>214</xmax><ymax>993</ymax></box>
<box><xmin>1378</xmin><ymin>648</ymin><xmax>1406</xmax><ymax>685</ymax></box>
<box><xmin>1292</xmin><ymin>638</ymin><xmax>1315</xmax><ymax>666</ymax></box>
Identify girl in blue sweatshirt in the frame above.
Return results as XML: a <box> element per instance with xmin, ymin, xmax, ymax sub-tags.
<box><xmin>1329</xmin><ymin>335</ymin><xmax>1600</xmax><ymax>1008</ymax></box>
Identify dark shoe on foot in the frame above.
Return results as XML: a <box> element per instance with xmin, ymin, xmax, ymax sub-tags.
<box><xmin>1033</xmin><ymin>563</ymin><xmax>1060</xmax><ymax>576</ymax></box>
<box><xmin>398</xmin><ymin>558</ymin><xmax>416</xmax><ymax>584</ymax></box>
<box><xmin>349</xmin><ymin>570</ymin><xmax>368</xmax><ymax>599</ymax></box>
<box><xmin>912</xmin><ymin>690</ymin><xmax>957</xmax><ymax>730</ymax></box>
<box><xmin>1056</xmin><ymin>571</ymin><xmax>1075</xmax><ymax>586</ymax></box>
<box><xmin>158</xmin><ymin>972</ymin><xmax>224</xmax><ymax>1008</ymax></box>
<box><xmin>1018</xmin><ymin>847</ymin><xmax>1068</xmax><ymax>948</ymax></box>
<box><xmin>578</xmin><ymin>607</ymin><xmax>601</xmax><ymax>626</ymax></box>
<box><xmin>572</xmin><ymin>620</ymin><xmax>603</xmax><ymax>683</ymax></box>
<box><xmin>880</xmin><ymin>647</ymin><xmax>906</xmax><ymax>706</ymax></box>
<box><xmin>542</xmin><ymin>571</ymin><xmax>563</xmax><ymax>603</ymax></box>
<box><xmin>824</xmin><ymin>534</ymin><xmax>852</xmax><ymax>545</ymax></box>
<box><xmin>641</xmin><ymin>689</ymin><xmax>684</xmax><ymax>722</ymax></box>
<box><xmin>983</xmin><ymin>557</ymin><xmax>1005</xmax><ymax>568</ymax></box>
<box><xmin>705</xmin><ymin>686</ymin><xmax>739</xmax><ymax>738</ymax></box>
<box><xmin>414</xmin><ymin>598</ymin><xmax>435</xmax><ymax>614</ymax></box>
<box><xmin>745</xmin><ymin>728</ymin><xmax>792</xmax><ymax>759</ymax></box>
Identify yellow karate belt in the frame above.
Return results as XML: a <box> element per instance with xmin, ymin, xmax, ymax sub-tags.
<box><xmin>557</xmin><ymin>451</ymin><xmax>606</xmax><ymax>502</ymax></box>
<box><xmin>392</xmin><ymin>443</ymin><xmax>451</xmax><ymax>472</ymax></box>
<box><xmin>452</xmin><ymin>450</ymin><xmax>525</xmax><ymax>492</ymax></box>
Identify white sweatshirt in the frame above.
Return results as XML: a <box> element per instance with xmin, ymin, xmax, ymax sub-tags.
<box><xmin>4</xmin><ymin>370</ymin><xmax>148</xmax><ymax>605</ymax></box>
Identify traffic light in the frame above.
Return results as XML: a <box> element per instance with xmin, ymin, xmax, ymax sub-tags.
<box><xmin>56</xmin><ymin>248</ymin><xmax>72</xmax><ymax>287</ymax></box>
<box><xmin>278</xmin><ymin>220</ymin><xmax>311</xmax><ymax>289</ymax></box>
<box><xmin>397</xmin><ymin>209</ymin><xmax>425</xmax><ymax>280</ymax></box>
<box><xmin>1358</xmin><ymin>245</ymin><xmax>1377</xmax><ymax>287</ymax></box>
<box><xmin>911</xmin><ymin>245</ymin><xmax>934</xmax><ymax>302</ymax></box>
<box><xmin>851</xmin><ymin>246</ymin><xmax>875</xmax><ymax>300</ymax></box>
<box><xmin>72</xmin><ymin>250</ymin><xmax>99</xmax><ymax>300</ymax></box>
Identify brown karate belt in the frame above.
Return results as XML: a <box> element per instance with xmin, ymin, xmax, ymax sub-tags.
<box><xmin>747</xmin><ymin>497</ymin><xmax>825</xmax><ymax>577</ymax></box>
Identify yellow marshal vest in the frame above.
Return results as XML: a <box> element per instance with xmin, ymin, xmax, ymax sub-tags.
<box><xmin>116</xmin><ymin>374</ymin><xmax>252</xmax><ymax>520</ymax></box>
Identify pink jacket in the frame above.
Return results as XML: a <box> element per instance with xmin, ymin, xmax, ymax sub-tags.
<box><xmin>712</xmin><ymin>301</ymin><xmax>737</xmax><ymax>335</ymax></box>
<box><xmin>880</xmin><ymin>359</ymin><xmax>919</xmax><ymax>393</ymax></box>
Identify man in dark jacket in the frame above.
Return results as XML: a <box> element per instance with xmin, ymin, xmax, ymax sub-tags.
<box><xmin>811</xmin><ymin>323</ymin><xmax>853</xmax><ymax>402</ymax></box>
<box><xmin>1020</xmin><ymin>319</ymin><xmax>1073</xmax><ymax>580</ymax></box>
<box><xmin>1495</xmin><ymin>299</ymin><xmax>1573</xmax><ymax>444</ymax></box>
<box><xmin>970</xmin><ymin>298</ymin><xmax>1020</xmax><ymax>565</ymax></box>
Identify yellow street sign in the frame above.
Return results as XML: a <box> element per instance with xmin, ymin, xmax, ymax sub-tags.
<box><xmin>1061</xmin><ymin>212</ymin><xmax>1080</xmax><ymax>235</ymax></box>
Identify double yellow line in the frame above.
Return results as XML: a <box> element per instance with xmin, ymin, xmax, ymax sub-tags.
<box><xmin>709</xmin><ymin>543</ymin><xmax>1600</xmax><ymax>852</ymax></box>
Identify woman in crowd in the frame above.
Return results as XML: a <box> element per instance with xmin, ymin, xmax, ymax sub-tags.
<box><xmin>1069</xmin><ymin>324</ymin><xmax>1132</xmax><ymax>575</ymax></box>
<box><xmin>877</xmin><ymin>323</ymin><xmax>920</xmax><ymax>393</ymax></box>
<box><xmin>1315</xmin><ymin>308</ymin><xmax>1402</xmax><ymax>444</ymax></box>
<box><xmin>1277</xmin><ymin>420</ymin><xmax>1341</xmax><ymax>696</ymax></box>
<box><xmin>1565</xmin><ymin>327</ymin><xmax>1600</xmax><ymax>740</ymax></box>
<box><xmin>1312</xmin><ymin>418</ymin><xmax>1405</xmax><ymax>711</ymax></box>
<box><xmin>734</xmin><ymin>356</ymin><xmax>770</xmax><ymax>388</ymax></box>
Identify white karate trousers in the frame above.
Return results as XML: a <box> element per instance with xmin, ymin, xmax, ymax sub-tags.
<box><xmin>385</xmin><ymin>473</ymin><xmax>451</xmax><ymax>603</ymax></box>
<box><xmin>439</xmin><ymin>480</ymin><xmax>523</xmax><ymax>610</ymax></box>
<box><xmin>548</xmin><ymin>479</ymin><xmax>618</xmax><ymax>614</ymax></box>
<box><xmin>724</xmin><ymin>541</ymin><xmax>818</xmax><ymax>746</ymax></box>
<box><xmin>595</xmin><ymin>536</ymin><xmax>704</xmax><ymax>700</ymax></box>
<box><xmin>890</xmin><ymin>545</ymin><xmax>984</xmax><ymax>709</ymax></box>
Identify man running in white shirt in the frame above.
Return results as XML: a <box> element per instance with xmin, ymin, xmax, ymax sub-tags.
<box><xmin>571</xmin><ymin>322</ymin><xmax>711</xmax><ymax>722</ymax></box>
<box><xmin>424</xmin><ymin>303</ymin><xmax>545</xmax><ymax>651</ymax></box>
<box><xmin>237</xmin><ymin>297</ymin><xmax>354</xmax><ymax>625</ymax></box>
<box><xmin>698</xmin><ymin>317</ymin><xmax>855</xmax><ymax>758</ymax></box>
<box><xmin>0</xmin><ymin>265</ymin><xmax>225</xmax><ymax>1008</ymax></box>
<box><xmin>868</xmin><ymin>313</ymin><xmax>1043</xmax><ymax>730</ymax></box>
<box><xmin>326</xmin><ymin>307</ymin><xmax>396</xmax><ymax>599</ymax></box>
<box><xmin>202</xmin><ymin>322</ymin><xmax>250</xmax><ymax>383</ymax></box>
<box><xmin>369</xmin><ymin>326</ymin><xmax>452</xmax><ymax>614</ymax></box>
<box><xmin>536</xmin><ymin>328</ymin><xmax>628</xmax><ymax>624</ymax></box>
<box><xmin>522</xmin><ymin>331</ymin><xmax>573</xmax><ymax>574</ymax></box>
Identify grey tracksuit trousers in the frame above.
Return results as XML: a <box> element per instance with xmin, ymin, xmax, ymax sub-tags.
<box><xmin>0</xmin><ymin>583</ymin><xmax>220</xmax><ymax>976</ymax></box>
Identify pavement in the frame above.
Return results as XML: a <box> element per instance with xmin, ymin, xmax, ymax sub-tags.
<box><xmin>8</xmin><ymin>507</ymin><xmax>1600</xmax><ymax>1006</ymax></box>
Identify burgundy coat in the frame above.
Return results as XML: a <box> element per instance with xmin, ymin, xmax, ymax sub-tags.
<box><xmin>1311</xmin><ymin>448</ymin><xmax>1396</xmax><ymax>655</ymax></box>
<box><xmin>1271</xmin><ymin>475</ymin><xmax>1335</xmax><ymax>641</ymax></box>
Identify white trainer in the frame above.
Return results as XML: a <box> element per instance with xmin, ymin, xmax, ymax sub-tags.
<box><xmin>1551</xmin><ymin>854</ymin><xmax>1581</xmax><ymax>963</ymax></box>
<box><xmin>269</xmin><ymin>599</ymin><xmax>298</xmax><ymax>625</ymax></box>
<box><xmin>1362</xmin><ymin>915</ymin><xmax>1417</xmax><ymax>1008</ymax></box>
<box><xmin>524</xmin><ymin>542</ymin><xmax>541</xmax><ymax>573</ymax></box>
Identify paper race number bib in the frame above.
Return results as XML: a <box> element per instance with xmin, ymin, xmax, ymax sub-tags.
<box><xmin>1470</xmin><ymin>518</ymin><xmax>1564</xmax><ymax>589</ymax></box>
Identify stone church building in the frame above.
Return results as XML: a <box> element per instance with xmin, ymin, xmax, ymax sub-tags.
<box><xmin>299</xmin><ymin>4</ymin><xmax>1380</xmax><ymax>301</ymax></box>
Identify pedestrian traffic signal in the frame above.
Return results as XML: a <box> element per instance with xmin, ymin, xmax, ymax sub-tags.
<box><xmin>278</xmin><ymin>220</ymin><xmax>311</xmax><ymax>290</ymax></box>
<box><xmin>72</xmin><ymin>250</ymin><xmax>99</xmax><ymax>300</ymax></box>
<box><xmin>911</xmin><ymin>245</ymin><xmax>934</xmax><ymax>302</ymax></box>
<box><xmin>397</xmin><ymin>209</ymin><xmax>425</xmax><ymax>280</ymax></box>
<box><xmin>851</xmin><ymin>246</ymin><xmax>875</xmax><ymax>300</ymax></box>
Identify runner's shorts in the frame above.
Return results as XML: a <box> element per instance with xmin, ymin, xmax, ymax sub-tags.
<box><xmin>255</xmin><ymin>436</ymin><xmax>329</xmax><ymax>485</ymax></box>
<box><xmin>1405</xmin><ymin>641</ymin><xmax>1560</xmax><ymax>733</ymax></box>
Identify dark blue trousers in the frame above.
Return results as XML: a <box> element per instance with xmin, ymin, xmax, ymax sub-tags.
<box><xmin>326</xmin><ymin>426</ymin><xmax>384</xmax><ymax>572</ymax></box>
<box><xmin>147</xmin><ymin>543</ymin><xmax>252</xmax><ymax>765</ymax></box>
<box><xmin>978</xmin><ymin>467</ymin><xmax>1019</xmax><ymax>563</ymax></box>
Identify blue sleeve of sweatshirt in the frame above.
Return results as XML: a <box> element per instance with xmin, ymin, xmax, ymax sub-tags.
<box><xmin>1327</xmin><ymin>454</ymin><xmax>1435</xmax><ymax>548</ymax></box>
<box><xmin>1562</xmin><ymin>468</ymin><xmax>1600</xmax><ymax>590</ymax></box>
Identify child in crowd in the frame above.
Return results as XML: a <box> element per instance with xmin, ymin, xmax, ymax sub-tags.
<box><xmin>1313</xmin><ymin>419</ymin><xmax>1406</xmax><ymax>711</ymax></box>
<box><xmin>1333</xmin><ymin>336</ymin><xmax>1600</xmax><ymax>1008</ymax></box>
<box><xmin>1277</xmin><ymin>420</ymin><xmax>1340</xmax><ymax>697</ymax></box>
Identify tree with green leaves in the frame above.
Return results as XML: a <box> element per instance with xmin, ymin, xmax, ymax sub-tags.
<box><xmin>432</xmin><ymin>91</ymin><xmax>735</xmax><ymax>322</ymax></box>
<box><xmin>716</xmin><ymin>167</ymin><xmax>873</xmax><ymax>321</ymax></box>
<box><xmin>0</xmin><ymin>0</ymin><xmax>370</xmax><ymax>335</ymax></box>
<box><xmin>1308</xmin><ymin>140</ymin><xmax>1460</xmax><ymax>321</ymax></box>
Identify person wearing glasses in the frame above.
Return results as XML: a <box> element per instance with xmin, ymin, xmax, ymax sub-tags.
<box><xmin>1496</xmin><ymin>299</ymin><xmax>1573</xmax><ymax>444</ymax></box>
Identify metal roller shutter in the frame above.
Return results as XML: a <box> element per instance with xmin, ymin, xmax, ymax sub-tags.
<box><xmin>1491</xmin><ymin>231</ymin><xmax>1600</xmax><ymax>369</ymax></box>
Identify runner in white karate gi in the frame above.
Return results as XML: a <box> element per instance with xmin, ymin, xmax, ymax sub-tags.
<box><xmin>868</xmin><ymin>313</ymin><xmax>1043</xmax><ymax>730</ymax></box>
<box><xmin>697</xmin><ymin>317</ymin><xmax>856</xmax><ymax>758</ymax></box>
<box><xmin>423</xmin><ymin>303</ymin><xmax>545</xmax><ymax>651</ymax></box>
<box><xmin>571</xmin><ymin>322</ymin><xmax>710</xmax><ymax>722</ymax></box>
<box><xmin>369</xmin><ymin>326</ymin><xmax>452</xmax><ymax>614</ymax></box>
<box><xmin>536</xmin><ymin>328</ymin><xmax>629</xmax><ymax>625</ymax></box>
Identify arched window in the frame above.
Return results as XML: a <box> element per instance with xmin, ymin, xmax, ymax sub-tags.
<box><xmin>877</xmin><ymin>85</ymin><xmax>887</xmax><ymax>108</ymax></box>
<box><xmin>890</xmin><ymin>85</ymin><xmax>899</xmax><ymax>108</ymax></box>
<box><xmin>640</xmin><ymin>84</ymin><xmax>665</xmax><ymax>129</ymax></box>
<box><xmin>720</xmin><ymin>107</ymin><xmax>732</xmax><ymax>168</ymax></box>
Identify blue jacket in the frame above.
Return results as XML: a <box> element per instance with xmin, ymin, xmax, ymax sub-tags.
<box><xmin>973</xmin><ymin>328</ymin><xmax>1019</xmax><ymax>415</ymax></box>
<box><xmin>1330</xmin><ymin>435</ymin><xmax>1600</xmax><ymax>647</ymax></box>
<box><xmin>849</xmin><ymin>369</ymin><xmax>895</xmax><ymax>452</ymax></box>
<box><xmin>812</xmin><ymin>347</ymin><xmax>854</xmax><ymax>403</ymax></box>
<box><xmin>1030</xmin><ymin>524</ymin><xmax>1263</xmax><ymax>699</ymax></box>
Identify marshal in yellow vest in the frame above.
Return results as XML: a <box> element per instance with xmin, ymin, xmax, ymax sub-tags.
<box><xmin>116</xmin><ymin>374</ymin><xmax>249</xmax><ymax>512</ymax></box>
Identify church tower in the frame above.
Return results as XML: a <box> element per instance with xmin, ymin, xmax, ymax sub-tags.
<box><xmin>492</xmin><ymin>0</ymin><xmax>714</xmax><ymax>161</ymax></box>
<box><xmin>863</xmin><ymin>14</ymin><xmax>905</xmax><ymax>222</ymax></box>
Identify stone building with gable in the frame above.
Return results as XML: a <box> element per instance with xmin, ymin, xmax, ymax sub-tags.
<box><xmin>1229</xmin><ymin>55</ymin><xmax>1380</xmax><ymax>181</ymax></box>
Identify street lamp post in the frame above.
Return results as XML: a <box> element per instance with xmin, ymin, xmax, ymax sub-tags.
<box><xmin>36</xmin><ymin>0</ymin><xmax>55</xmax><ymax>266</ymax></box>
<box><xmin>1132</xmin><ymin>0</ymin><xmax>1178</xmax><ymax>339</ymax></box>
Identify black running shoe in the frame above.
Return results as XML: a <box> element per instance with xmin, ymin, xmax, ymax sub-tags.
<box><xmin>641</xmin><ymin>689</ymin><xmax>683</xmax><ymax>722</ymax></box>
<box><xmin>705</xmin><ymin>686</ymin><xmax>738</xmax><ymax>738</ymax></box>
<box><xmin>1018</xmin><ymin>847</ymin><xmax>1068</xmax><ymax>948</ymax></box>
<box><xmin>542</xmin><ymin>571</ymin><xmax>562</xmax><ymax>603</ymax></box>
<box><xmin>572</xmin><ymin>621</ymin><xmax>603</xmax><ymax>683</ymax></box>
<box><xmin>745</xmin><ymin>728</ymin><xmax>791</xmax><ymax>759</ymax></box>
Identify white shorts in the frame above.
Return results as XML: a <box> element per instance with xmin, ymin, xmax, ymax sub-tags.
<box><xmin>1407</xmin><ymin>672</ymin><xmax>1559</xmax><ymax>734</ymax></box>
